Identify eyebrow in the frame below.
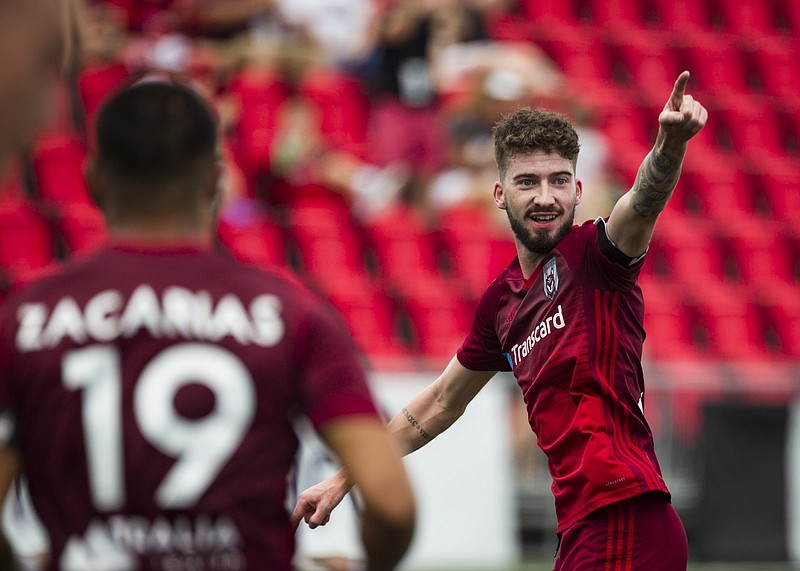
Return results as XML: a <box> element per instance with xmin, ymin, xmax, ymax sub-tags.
<box><xmin>512</xmin><ymin>171</ymin><xmax>574</xmax><ymax>182</ymax></box>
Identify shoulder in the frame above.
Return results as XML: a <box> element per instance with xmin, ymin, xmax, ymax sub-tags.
<box><xmin>561</xmin><ymin>219</ymin><xmax>599</xmax><ymax>250</ymax></box>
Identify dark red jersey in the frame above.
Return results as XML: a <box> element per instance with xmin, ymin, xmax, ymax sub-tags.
<box><xmin>458</xmin><ymin>218</ymin><xmax>669</xmax><ymax>533</ymax></box>
<box><xmin>0</xmin><ymin>242</ymin><xmax>380</xmax><ymax>570</ymax></box>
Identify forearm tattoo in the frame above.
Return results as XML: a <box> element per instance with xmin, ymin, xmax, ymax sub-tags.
<box><xmin>402</xmin><ymin>408</ymin><xmax>434</xmax><ymax>442</ymax></box>
<box><xmin>632</xmin><ymin>146</ymin><xmax>683</xmax><ymax>218</ymax></box>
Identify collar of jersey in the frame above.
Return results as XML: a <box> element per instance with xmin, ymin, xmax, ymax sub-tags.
<box><xmin>108</xmin><ymin>238</ymin><xmax>212</xmax><ymax>256</ymax></box>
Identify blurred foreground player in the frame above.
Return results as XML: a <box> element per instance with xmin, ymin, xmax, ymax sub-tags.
<box><xmin>0</xmin><ymin>0</ymin><xmax>66</xmax><ymax>566</ymax></box>
<box><xmin>0</xmin><ymin>81</ymin><xmax>415</xmax><ymax>571</ymax></box>
<box><xmin>294</xmin><ymin>72</ymin><xmax>706</xmax><ymax>570</ymax></box>
<box><xmin>0</xmin><ymin>0</ymin><xmax>65</xmax><ymax>173</ymax></box>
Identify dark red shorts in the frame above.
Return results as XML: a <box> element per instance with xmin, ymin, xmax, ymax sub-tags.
<box><xmin>554</xmin><ymin>492</ymin><xmax>688</xmax><ymax>571</ymax></box>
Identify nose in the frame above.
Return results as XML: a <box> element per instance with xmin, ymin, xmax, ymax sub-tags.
<box><xmin>534</xmin><ymin>181</ymin><xmax>556</xmax><ymax>208</ymax></box>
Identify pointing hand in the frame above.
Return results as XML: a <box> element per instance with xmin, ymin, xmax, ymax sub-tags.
<box><xmin>658</xmin><ymin>71</ymin><xmax>708</xmax><ymax>142</ymax></box>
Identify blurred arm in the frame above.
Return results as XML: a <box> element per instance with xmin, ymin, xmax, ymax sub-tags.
<box><xmin>319</xmin><ymin>416</ymin><xmax>415</xmax><ymax>571</ymax></box>
<box><xmin>292</xmin><ymin>356</ymin><xmax>496</xmax><ymax>530</ymax></box>
<box><xmin>0</xmin><ymin>446</ymin><xmax>22</xmax><ymax>566</ymax></box>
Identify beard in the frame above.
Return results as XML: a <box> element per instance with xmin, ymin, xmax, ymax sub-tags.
<box><xmin>505</xmin><ymin>203</ymin><xmax>576</xmax><ymax>255</ymax></box>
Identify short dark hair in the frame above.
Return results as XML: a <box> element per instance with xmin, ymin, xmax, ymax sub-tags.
<box><xmin>492</xmin><ymin>108</ymin><xmax>580</xmax><ymax>180</ymax></box>
<box><xmin>95</xmin><ymin>81</ymin><xmax>218</xmax><ymax>188</ymax></box>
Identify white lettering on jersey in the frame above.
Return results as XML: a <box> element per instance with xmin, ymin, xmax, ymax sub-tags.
<box><xmin>42</xmin><ymin>297</ymin><xmax>88</xmax><ymax>348</ymax></box>
<box><xmin>15</xmin><ymin>303</ymin><xmax>47</xmax><ymax>352</ymax></box>
<box><xmin>509</xmin><ymin>304</ymin><xmax>566</xmax><ymax>367</ymax></box>
<box><xmin>14</xmin><ymin>287</ymin><xmax>286</xmax><ymax>351</ymax></box>
<box><xmin>85</xmin><ymin>290</ymin><xmax>124</xmax><ymax>342</ymax></box>
<box><xmin>61</xmin><ymin>515</ymin><xmax>244</xmax><ymax>571</ymax></box>
<box><xmin>119</xmin><ymin>285</ymin><xmax>162</xmax><ymax>339</ymax></box>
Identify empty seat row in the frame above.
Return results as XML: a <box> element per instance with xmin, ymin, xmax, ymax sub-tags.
<box><xmin>517</xmin><ymin>0</ymin><xmax>799</xmax><ymax>38</ymax></box>
<box><xmin>641</xmin><ymin>277</ymin><xmax>800</xmax><ymax>361</ymax></box>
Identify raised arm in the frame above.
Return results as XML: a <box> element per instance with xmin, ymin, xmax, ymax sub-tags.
<box><xmin>605</xmin><ymin>71</ymin><xmax>707</xmax><ymax>257</ymax></box>
<box><xmin>291</xmin><ymin>356</ymin><xmax>496</xmax><ymax>530</ymax></box>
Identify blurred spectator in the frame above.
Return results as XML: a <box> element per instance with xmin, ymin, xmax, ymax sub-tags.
<box><xmin>365</xmin><ymin>0</ymin><xmax>488</xmax><ymax>207</ymax></box>
<box><xmin>572</xmin><ymin>107</ymin><xmax>622</xmax><ymax>223</ymax></box>
<box><xmin>275</xmin><ymin>0</ymin><xmax>378</xmax><ymax>69</ymax></box>
<box><xmin>429</xmin><ymin>67</ymin><xmax>531</xmax><ymax>220</ymax></box>
<box><xmin>267</xmin><ymin>94</ymin><xmax>410</xmax><ymax>221</ymax></box>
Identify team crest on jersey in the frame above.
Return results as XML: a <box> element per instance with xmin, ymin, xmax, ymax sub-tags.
<box><xmin>543</xmin><ymin>257</ymin><xmax>558</xmax><ymax>300</ymax></box>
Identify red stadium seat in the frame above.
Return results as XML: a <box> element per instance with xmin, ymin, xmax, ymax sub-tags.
<box><xmin>536</xmin><ymin>35</ymin><xmax>621</xmax><ymax>107</ymax></box>
<box><xmin>608</xmin><ymin>35</ymin><xmax>683</xmax><ymax>106</ymax></box>
<box><xmin>678</xmin><ymin>40</ymin><xmax>753</xmax><ymax>97</ymax></box>
<box><xmin>401</xmin><ymin>281</ymin><xmax>472</xmax><ymax>359</ymax></box>
<box><xmin>721</xmin><ymin>221</ymin><xmax>796</xmax><ymax>288</ymax></box>
<box><xmin>321</xmin><ymin>273</ymin><xmax>407</xmax><ymax>358</ymax></box>
<box><xmin>520</xmin><ymin>0</ymin><xmax>580</xmax><ymax>37</ymax></box>
<box><xmin>582</xmin><ymin>0</ymin><xmax>651</xmax><ymax>31</ymax></box>
<box><xmin>714</xmin><ymin>0</ymin><xmax>781</xmax><ymax>37</ymax></box>
<box><xmin>57</xmin><ymin>203</ymin><xmax>108</xmax><ymax>256</ymax></box>
<box><xmin>650</xmin><ymin>0</ymin><xmax>714</xmax><ymax>37</ymax></box>
<box><xmin>758</xmin><ymin>282</ymin><xmax>800</xmax><ymax>359</ymax></box>
<box><xmin>677</xmin><ymin>157</ymin><xmax>755</xmax><ymax>221</ymax></box>
<box><xmin>715</xmin><ymin>100</ymin><xmax>789</xmax><ymax>162</ymax></box>
<box><xmin>688</xmin><ymin>283</ymin><xmax>769</xmax><ymax>361</ymax></box>
<box><xmin>436</xmin><ymin>206</ymin><xmax>517</xmax><ymax>301</ymax></box>
<box><xmin>640</xmin><ymin>278</ymin><xmax>703</xmax><ymax>360</ymax></box>
<box><xmin>297</xmin><ymin>71</ymin><xmax>370</xmax><ymax>158</ymax></box>
<box><xmin>365</xmin><ymin>205</ymin><xmax>442</xmax><ymax>286</ymax></box>
<box><xmin>749</xmin><ymin>168</ymin><xmax>800</xmax><ymax>225</ymax></box>
<box><xmin>286</xmin><ymin>196</ymin><xmax>369</xmax><ymax>282</ymax></box>
<box><xmin>77</xmin><ymin>62</ymin><xmax>131</xmax><ymax>133</ymax></box>
<box><xmin>0</xmin><ymin>200</ymin><xmax>55</xmax><ymax>285</ymax></box>
<box><xmin>745</xmin><ymin>38</ymin><xmax>800</xmax><ymax>100</ymax></box>
<box><xmin>778</xmin><ymin>0</ymin><xmax>800</xmax><ymax>35</ymax></box>
<box><xmin>646</xmin><ymin>218</ymin><xmax>731</xmax><ymax>286</ymax></box>
<box><xmin>599</xmin><ymin>102</ymin><xmax>655</xmax><ymax>153</ymax></box>
<box><xmin>31</xmin><ymin>133</ymin><xmax>93</xmax><ymax>205</ymax></box>
<box><xmin>217</xmin><ymin>207</ymin><xmax>287</xmax><ymax>269</ymax></box>
<box><xmin>225</xmin><ymin>68</ymin><xmax>290</xmax><ymax>184</ymax></box>
<box><xmin>0</xmin><ymin>160</ymin><xmax>29</xmax><ymax>205</ymax></box>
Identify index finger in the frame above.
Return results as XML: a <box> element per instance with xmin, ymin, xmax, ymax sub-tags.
<box><xmin>290</xmin><ymin>501</ymin><xmax>309</xmax><ymax>530</ymax></box>
<box><xmin>669</xmin><ymin>71</ymin><xmax>691</xmax><ymax>109</ymax></box>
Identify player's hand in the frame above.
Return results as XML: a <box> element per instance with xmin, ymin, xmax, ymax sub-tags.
<box><xmin>291</xmin><ymin>472</ymin><xmax>352</xmax><ymax>530</ymax></box>
<box><xmin>658</xmin><ymin>71</ymin><xmax>707</xmax><ymax>143</ymax></box>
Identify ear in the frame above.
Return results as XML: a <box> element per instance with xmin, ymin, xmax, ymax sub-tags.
<box><xmin>575</xmin><ymin>178</ymin><xmax>583</xmax><ymax>206</ymax></box>
<box><xmin>204</xmin><ymin>160</ymin><xmax>221</xmax><ymax>202</ymax></box>
<box><xmin>83</xmin><ymin>157</ymin><xmax>105</xmax><ymax>212</ymax></box>
<box><xmin>493</xmin><ymin>180</ymin><xmax>506</xmax><ymax>210</ymax></box>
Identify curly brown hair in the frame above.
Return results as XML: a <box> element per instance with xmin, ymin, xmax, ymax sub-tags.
<box><xmin>492</xmin><ymin>108</ymin><xmax>581</xmax><ymax>180</ymax></box>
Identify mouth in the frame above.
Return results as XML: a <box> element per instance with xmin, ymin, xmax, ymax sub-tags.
<box><xmin>528</xmin><ymin>212</ymin><xmax>559</xmax><ymax>227</ymax></box>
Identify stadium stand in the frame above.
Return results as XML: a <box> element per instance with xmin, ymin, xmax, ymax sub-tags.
<box><xmin>3</xmin><ymin>0</ymin><xmax>797</xmax><ymax>366</ymax></box>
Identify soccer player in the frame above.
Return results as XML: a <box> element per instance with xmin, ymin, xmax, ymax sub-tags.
<box><xmin>293</xmin><ymin>71</ymin><xmax>707</xmax><ymax>570</ymax></box>
<box><xmin>0</xmin><ymin>81</ymin><xmax>415</xmax><ymax>571</ymax></box>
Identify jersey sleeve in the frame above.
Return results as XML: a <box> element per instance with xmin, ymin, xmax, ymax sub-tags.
<box><xmin>457</xmin><ymin>282</ymin><xmax>511</xmax><ymax>372</ymax></box>
<box><xmin>586</xmin><ymin>217</ymin><xmax>647</xmax><ymax>291</ymax></box>
<box><xmin>294</xmin><ymin>301</ymin><xmax>380</xmax><ymax>431</ymax></box>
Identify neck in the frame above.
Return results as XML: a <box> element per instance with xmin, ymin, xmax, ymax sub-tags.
<box><xmin>516</xmin><ymin>242</ymin><xmax>546</xmax><ymax>280</ymax></box>
<box><xmin>107</xmin><ymin>219</ymin><xmax>212</xmax><ymax>248</ymax></box>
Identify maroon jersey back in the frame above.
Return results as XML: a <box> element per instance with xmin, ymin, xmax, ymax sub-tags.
<box><xmin>458</xmin><ymin>219</ymin><xmax>669</xmax><ymax>533</ymax></box>
<box><xmin>0</xmin><ymin>243</ymin><xmax>379</xmax><ymax>570</ymax></box>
